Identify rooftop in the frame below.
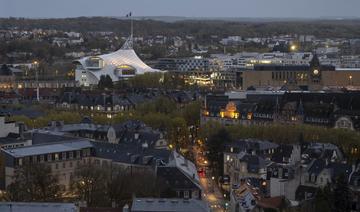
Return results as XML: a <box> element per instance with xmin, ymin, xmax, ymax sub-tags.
<box><xmin>3</xmin><ymin>139</ymin><xmax>92</xmax><ymax>158</ymax></box>
<box><xmin>0</xmin><ymin>202</ymin><xmax>77</xmax><ymax>212</ymax></box>
<box><xmin>92</xmin><ymin>141</ymin><xmax>170</xmax><ymax>165</ymax></box>
<box><xmin>168</xmin><ymin>151</ymin><xmax>200</xmax><ymax>184</ymax></box>
<box><xmin>131</xmin><ymin>198</ymin><xmax>210</xmax><ymax>212</ymax></box>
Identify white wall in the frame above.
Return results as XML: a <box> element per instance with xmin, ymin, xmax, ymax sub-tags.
<box><xmin>0</xmin><ymin>117</ymin><xmax>19</xmax><ymax>138</ymax></box>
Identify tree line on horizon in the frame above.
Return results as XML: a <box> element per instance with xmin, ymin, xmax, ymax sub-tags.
<box><xmin>1</xmin><ymin>17</ymin><xmax>360</xmax><ymax>38</ymax></box>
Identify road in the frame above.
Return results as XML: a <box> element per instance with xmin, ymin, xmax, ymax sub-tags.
<box><xmin>192</xmin><ymin>144</ymin><xmax>228</xmax><ymax>212</ymax></box>
<box><xmin>200</xmin><ymin>176</ymin><xmax>227</xmax><ymax>212</ymax></box>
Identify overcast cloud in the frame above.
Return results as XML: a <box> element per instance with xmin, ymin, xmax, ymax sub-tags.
<box><xmin>0</xmin><ymin>0</ymin><xmax>359</xmax><ymax>18</ymax></box>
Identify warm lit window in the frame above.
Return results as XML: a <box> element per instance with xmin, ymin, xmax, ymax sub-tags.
<box><xmin>220</xmin><ymin>111</ymin><xmax>225</xmax><ymax>118</ymax></box>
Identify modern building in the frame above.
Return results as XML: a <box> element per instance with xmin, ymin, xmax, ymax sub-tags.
<box><xmin>75</xmin><ymin>37</ymin><xmax>161</xmax><ymax>86</ymax></box>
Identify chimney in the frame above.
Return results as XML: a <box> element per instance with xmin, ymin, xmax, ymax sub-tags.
<box><xmin>18</xmin><ymin>122</ymin><xmax>26</xmax><ymax>139</ymax></box>
<box><xmin>134</xmin><ymin>132</ymin><xmax>139</xmax><ymax>140</ymax></box>
<box><xmin>142</xmin><ymin>142</ymin><xmax>148</xmax><ymax>150</ymax></box>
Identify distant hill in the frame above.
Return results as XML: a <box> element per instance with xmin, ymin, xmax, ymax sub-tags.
<box><xmin>128</xmin><ymin>16</ymin><xmax>360</xmax><ymax>23</ymax></box>
<box><xmin>1</xmin><ymin>16</ymin><xmax>360</xmax><ymax>38</ymax></box>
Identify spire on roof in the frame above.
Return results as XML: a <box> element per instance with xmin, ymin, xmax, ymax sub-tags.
<box><xmin>121</xmin><ymin>35</ymin><xmax>133</xmax><ymax>50</ymax></box>
<box><xmin>310</xmin><ymin>54</ymin><xmax>320</xmax><ymax>68</ymax></box>
<box><xmin>121</xmin><ymin>12</ymin><xmax>134</xmax><ymax>50</ymax></box>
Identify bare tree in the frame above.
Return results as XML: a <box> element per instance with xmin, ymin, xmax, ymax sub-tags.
<box><xmin>7</xmin><ymin>163</ymin><xmax>62</xmax><ymax>201</ymax></box>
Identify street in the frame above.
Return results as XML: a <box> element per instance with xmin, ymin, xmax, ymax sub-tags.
<box><xmin>192</xmin><ymin>143</ymin><xmax>228</xmax><ymax>212</ymax></box>
<box><xmin>200</xmin><ymin>177</ymin><xmax>227</xmax><ymax>212</ymax></box>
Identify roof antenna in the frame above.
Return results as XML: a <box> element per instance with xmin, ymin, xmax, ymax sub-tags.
<box><xmin>122</xmin><ymin>12</ymin><xmax>133</xmax><ymax>50</ymax></box>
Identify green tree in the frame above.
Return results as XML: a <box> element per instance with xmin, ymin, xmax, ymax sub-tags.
<box><xmin>98</xmin><ymin>75</ymin><xmax>113</xmax><ymax>90</ymax></box>
<box><xmin>314</xmin><ymin>186</ymin><xmax>332</xmax><ymax>212</ymax></box>
<box><xmin>333</xmin><ymin>175</ymin><xmax>352</xmax><ymax>212</ymax></box>
<box><xmin>182</xmin><ymin>101</ymin><xmax>201</xmax><ymax>126</ymax></box>
<box><xmin>206</xmin><ymin>128</ymin><xmax>232</xmax><ymax>177</ymax></box>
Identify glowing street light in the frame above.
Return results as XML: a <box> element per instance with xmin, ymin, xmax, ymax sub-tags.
<box><xmin>290</xmin><ymin>45</ymin><xmax>297</xmax><ymax>51</ymax></box>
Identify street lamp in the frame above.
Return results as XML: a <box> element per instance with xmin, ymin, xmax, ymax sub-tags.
<box><xmin>290</xmin><ymin>45</ymin><xmax>297</xmax><ymax>51</ymax></box>
<box><xmin>349</xmin><ymin>75</ymin><xmax>353</xmax><ymax>85</ymax></box>
<box><xmin>33</xmin><ymin>60</ymin><xmax>40</xmax><ymax>101</ymax></box>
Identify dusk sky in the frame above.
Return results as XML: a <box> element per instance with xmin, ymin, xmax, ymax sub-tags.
<box><xmin>0</xmin><ymin>0</ymin><xmax>359</xmax><ymax>18</ymax></box>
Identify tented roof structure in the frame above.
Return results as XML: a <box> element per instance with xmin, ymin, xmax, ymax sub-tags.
<box><xmin>75</xmin><ymin>36</ymin><xmax>161</xmax><ymax>85</ymax></box>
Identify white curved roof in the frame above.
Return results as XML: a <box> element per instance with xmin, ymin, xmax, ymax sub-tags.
<box><xmin>78</xmin><ymin>49</ymin><xmax>159</xmax><ymax>72</ymax></box>
<box><xmin>76</xmin><ymin>37</ymin><xmax>160</xmax><ymax>81</ymax></box>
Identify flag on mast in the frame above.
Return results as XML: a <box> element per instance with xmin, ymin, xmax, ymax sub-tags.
<box><xmin>126</xmin><ymin>12</ymin><xmax>132</xmax><ymax>17</ymax></box>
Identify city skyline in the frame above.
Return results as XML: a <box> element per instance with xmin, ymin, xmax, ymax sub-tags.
<box><xmin>1</xmin><ymin>0</ymin><xmax>360</xmax><ymax>19</ymax></box>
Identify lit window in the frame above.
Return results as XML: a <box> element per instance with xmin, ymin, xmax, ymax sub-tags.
<box><xmin>220</xmin><ymin>111</ymin><xmax>225</xmax><ymax>118</ymax></box>
<box><xmin>55</xmin><ymin>153</ymin><xmax>59</xmax><ymax>161</ymax></box>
